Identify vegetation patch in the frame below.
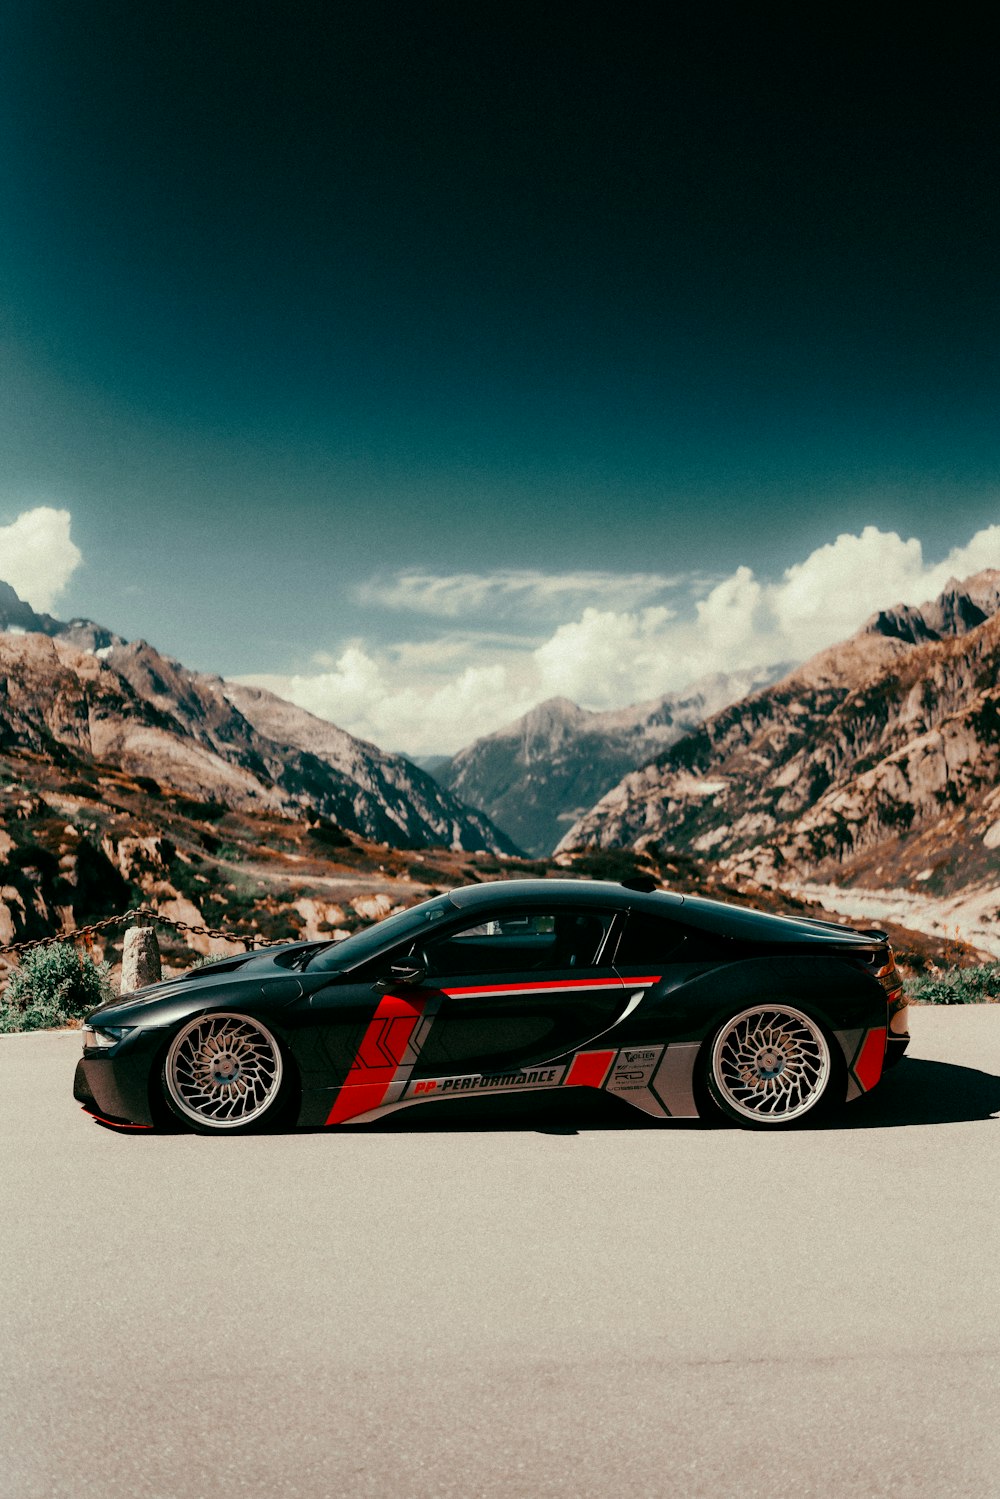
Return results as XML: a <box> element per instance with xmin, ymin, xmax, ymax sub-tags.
<box><xmin>905</xmin><ymin>964</ymin><xmax>1000</xmax><ymax>1004</ymax></box>
<box><xmin>562</xmin><ymin>848</ymin><xmax>657</xmax><ymax>883</ymax></box>
<box><xmin>0</xmin><ymin>945</ymin><xmax>112</xmax><ymax>1031</ymax></box>
<box><xmin>167</xmin><ymin>796</ymin><xmax>229</xmax><ymax>823</ymax></box>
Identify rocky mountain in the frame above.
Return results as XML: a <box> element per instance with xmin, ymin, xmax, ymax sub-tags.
<box><xmin>433</xmin><ymin>666</ymin><xmax>788</xmax><ymax>855</ymax></box>
<box><xmin>558</xmin><ymin>572</ymin><xmax>1000</xmax><ymax>897</ymax></box>
<box><xmin>0</xmin><ymin>584</ymin><xmax>516</xmax><ymax>854</ymax></box>
<box><xmin>0</xmin><ymin>739</ymin><xmax>549</xmax><ymax>967</ymax></box>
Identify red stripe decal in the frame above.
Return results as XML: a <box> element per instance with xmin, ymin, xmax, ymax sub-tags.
<box><xmin>853</xmin><ymin>1027</ymin><xmax>886</xmax><ymax>1092</ymax></box>
<box><xmin>564</xmin><ymin>1049</ymin><xmax>616</xmax><ymax>1088</ymax></box>
<box><xmin>325</xmin><ymin>992</ymin><xmax>426</xmax><ymax>1126</ymax></box>
<box><xmin>80</xmin><ymin>1105</ymin><xmax>153</xmax><ymax>1131</ymax></box>
<box><xmin>442</xmin><ymin>975</ymin><xmax>660</xmax><ymax>997</ymax></box>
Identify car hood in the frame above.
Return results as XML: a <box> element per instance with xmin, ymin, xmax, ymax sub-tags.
<box><xmin>85</xmin><ymin>943</ymin><xmax>310</xmax><ymax>1028</ymax></box>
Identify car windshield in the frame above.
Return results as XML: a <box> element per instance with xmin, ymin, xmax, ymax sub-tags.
<box><xmin>306</xmin><ymin>891</ymin><xmax>460</xmax><ymax>971</ymax></box>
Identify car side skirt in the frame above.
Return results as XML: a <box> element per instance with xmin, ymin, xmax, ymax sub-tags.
<box><xmin>319</xmin><ymin>1040</ymin><xmax>703</xmax><ymax>1125</ymax></box>
<box><xmin>315</xmin><ymin>1022</ymin><xmax>886</xmax><ymax>1128</ymax></box>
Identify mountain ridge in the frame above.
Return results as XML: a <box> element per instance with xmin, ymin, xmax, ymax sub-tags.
<box><xmin>0</xmin><ymin>585</ymin><xmax>517</xmax><ymax>854</ymax></box>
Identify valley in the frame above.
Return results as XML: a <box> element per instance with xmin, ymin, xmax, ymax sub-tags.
<box><xmin>2</xmin><ymin>572</ymin><xmax>1000</xmax><ymax>985</ymax></box>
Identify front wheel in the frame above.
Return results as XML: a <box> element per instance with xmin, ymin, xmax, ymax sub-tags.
<box><xmin>705</xmin><ymin>1004</ymin><xmax>837</xmax><ymax>1128</ymax></box>
<box><xmin>163</xmin><ymin>1012</ymin><xmax>287</xmax><ymax>1133</ymax></box>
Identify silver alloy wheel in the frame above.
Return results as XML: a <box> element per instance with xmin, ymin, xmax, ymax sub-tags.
<box><xmin>165</xmin><ymin>1013</ymin><xmax>283</xmax><ymax>1130</ymax></box>
<box><xmin>710</xmin><ymin>1004</ymin><xmax>831</xmax><ymax>1124</ymax></box>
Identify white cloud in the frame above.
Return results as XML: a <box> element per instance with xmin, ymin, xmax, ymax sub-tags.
<box><xmin>924</xmin><ymin>524</ymin><xmax>1000</xmax><ymax>595</ymax></box>
<box><xmin>0</xmin><ymin>507</ymin><xmax>82</xmax><ymax>612</ymax></box>
<box><xmin>771</xmin><ymin>526</ymin><xmax>932</xmax><ymax>648</ymax></box>
<box><xmin>534</xmin><ymin>606</ymin><xmax>676</xmax><ymax>707</ymax></box>
<box><xmin>238</xmin><ymin>522</ymin><xmax>1000</xmax><ymax>755</ymax></box>
<box><xmin>356</xmin><ymin>568</ymin><xmax>684</xmax><ymax>618</ymax></box>
<box><xmin>237</xmin><ymin>649</ymin><xmax>531</xmax><ymax>757</ymax></box>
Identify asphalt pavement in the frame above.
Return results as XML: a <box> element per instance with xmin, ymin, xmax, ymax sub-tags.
<box><xmin>1</xmin><ymin>1010</ymin><xmax>998</xmax><ymax>1499</ymax></box>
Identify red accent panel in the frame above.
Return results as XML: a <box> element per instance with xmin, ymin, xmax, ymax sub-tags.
<box><xmin>369</xmin><ymin>992</ymin><xmax>425</xmax><ymax>1019</ymax></box>
<box><xmin>325</xmin><ymin>992</ymin><xmax>426</xmax><ymax>1126</ymax></box>
<box><xmin>564</xmin><ymin>1049</ymin><xmax>616</xmax><ymax>1089</ymax></box>
<box><xmin>853</xmin><ymin>1027</ymin><xmax>886</xmax><ymax>1092</ymax></box>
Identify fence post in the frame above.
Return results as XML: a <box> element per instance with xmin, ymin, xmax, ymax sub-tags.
<box><xmin>120</xmin><ymin>910</ymin><xmax>162</xmax><ymax>994</ymax></box>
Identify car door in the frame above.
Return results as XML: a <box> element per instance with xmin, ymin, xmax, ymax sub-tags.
<box><xmin>298</xmin><ymin>892</ymin><xmax>461</xmax><ymax>1086</ymax></box>
<box><xmin>408</xmin><ymin>906</ymin><xmax>626</xmax><ymax>1080</ymax></box>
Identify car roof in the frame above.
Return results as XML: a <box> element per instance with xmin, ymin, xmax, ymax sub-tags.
<box><xmin>448</xmin><ymin>878</ymin><xmax>683</xmax><ymax>912</ymax></box>
<box><xmin>447</xmin><ymin>878</ymin><xmax>882</xmax><ymax>949</ymax></box>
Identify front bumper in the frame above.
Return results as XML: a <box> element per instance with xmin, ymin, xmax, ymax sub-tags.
<box><xmin>73</xmin><ymin>1029</ymin><xmax>163</xmax><ymax>1126</ymax></box>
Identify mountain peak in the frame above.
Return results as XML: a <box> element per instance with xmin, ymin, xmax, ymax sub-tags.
<box><xmin>437</xmin><ymin>665</ymin><xmax>786</xmax><ymax>855</ymax></box>
<box><xmin>0</xmin><ymin>578</ymin><xmax>126</xmax><ymax>653</ymax></box>
<box><xmin>521</xmin><ymin>696</ymin><xmax>589</xmax><ymax>728</ymax></box>
<box><xmin>863</xmin><ymin>569</ymin><xmax>1000</xmax><ymax>646</ymax></box>
<box><xmin>0</xmin><ymin>579</ymin><xmax>57</xmax><ymax>635</ymax></box>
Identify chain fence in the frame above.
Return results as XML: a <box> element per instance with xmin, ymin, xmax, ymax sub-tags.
<box><xmin>0</xmin><ymin>906</ymin><xmax>283</xmax><ymax>960</ymax></box>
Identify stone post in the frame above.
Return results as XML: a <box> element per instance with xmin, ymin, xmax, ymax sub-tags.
<box><xmin>120</xmin><ymin>912</ymin><xmax>162</xmax><ymax>994</ymax></box>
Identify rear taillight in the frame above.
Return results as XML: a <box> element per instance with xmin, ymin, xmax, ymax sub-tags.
<box><xmin>881</xmin><ymin>959</ymin><xmax>905</xmax><ymax>995</ymax></box>
<box><xmin>876</xmin><ymin>948</ymin><xmax>907</xmax><ymax>1012</ymax></box>
<box><xmin>876</xmin><ymin>955</ymin><xmax>902</xmax><ymax>993</ymax></box>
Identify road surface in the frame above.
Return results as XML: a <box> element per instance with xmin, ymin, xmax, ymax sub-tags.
<box><xmin>1</xmin><ymin>1009</ymin><xmax>998</xmax><ymax>1498</ymax></box>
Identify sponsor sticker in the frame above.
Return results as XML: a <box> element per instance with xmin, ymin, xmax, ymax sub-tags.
<box><xmin>607</xmin><ymin>1045</ymin><xmax>665</xmax><ymax>1096</ymax></box>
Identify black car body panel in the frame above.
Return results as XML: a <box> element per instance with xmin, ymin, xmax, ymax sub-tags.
<box><xmin>74</xmin><ymin>880</ymin><xmax>908</xmax><ymax>1130</ymax></box>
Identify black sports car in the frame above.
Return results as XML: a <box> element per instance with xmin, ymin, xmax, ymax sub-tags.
<box><xmin>74</xmin><ymin>878</ymin><xmax>909</xmax><ymax>1133</ymax></box>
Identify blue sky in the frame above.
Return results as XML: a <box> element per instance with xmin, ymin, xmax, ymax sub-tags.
<box><xmin>1</xmin><ymin>8</ymin><xmax>999</xmax><ymax>751</ymax></box>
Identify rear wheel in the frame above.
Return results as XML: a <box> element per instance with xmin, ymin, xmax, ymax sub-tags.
<box><xmin>706</xmin><ymin>1004</ymin><xmax>835</xmax><ymax>1128</ymax></box>
<box><xmin>163</xmin><ymin>1012</ymin><xmax>286</xmax><ymax>1133</ymax></box>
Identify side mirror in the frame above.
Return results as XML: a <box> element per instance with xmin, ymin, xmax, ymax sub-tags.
<box><xmin>375</xmin><ymin>957</ymin><xmax>428</xmax><ymax>989</ymax></box>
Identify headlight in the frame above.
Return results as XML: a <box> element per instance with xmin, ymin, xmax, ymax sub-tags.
<box><xmin>82</xmin><ymin>1025</ymin><xmax>131</xmax><ymax>1051</ymax></box>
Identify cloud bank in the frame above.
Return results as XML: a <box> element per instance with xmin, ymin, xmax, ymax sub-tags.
<box><xmin>0</xmin><ymin>507</ymin><xmax>82</xmax><ymax>612</ymax></box>
<box><xmin>237</xmin><ymin>522</ymin><xmax>1000</xmax><ymax>756</ymax></box>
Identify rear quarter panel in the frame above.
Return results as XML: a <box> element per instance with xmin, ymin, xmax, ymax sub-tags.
<box><xmin>617</xmin><ymin>952</ymin><xmax>884</xmax><ymax>1049</ymax></box>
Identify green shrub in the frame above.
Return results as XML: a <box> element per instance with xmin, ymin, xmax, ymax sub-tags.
<box><xmin>307</xmin><ymin>819</ymin><xmax>351</xmax><ymax>850</ymax></box>
<box><xmin>0</xmin><ymin>944</ymin><xmax>113</xmax><ymax>1032</ymax></box>
<box><xmin>905</xmin><ymin>963</ymin><xmax>1000</xmax><ymax>1005</ymax></box>
<box><xmin>170</xmin><ymin>796</ymin><xmax>228</xmax><ymax>823</ymax></box>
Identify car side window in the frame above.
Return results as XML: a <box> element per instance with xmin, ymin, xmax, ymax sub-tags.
<box><xmin>614</xmin><ymin>910</ymin><xmax>687</xmax><ymax>966</ymax></box>
<box><xmin>421</xmin><ymin>909</ymin><xmax>616</xmax><ymax>976</ymax></box>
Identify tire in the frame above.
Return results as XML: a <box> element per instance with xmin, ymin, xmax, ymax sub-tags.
<box><xmin>705</xmin><ymin>1003</ymin><xmax>837</xmax><ymax>1128</ymax></box>
<box><xmin>162</xmin><ymin>1012</ymin><xmax>287</xmax><ymax>1134</ymax></box>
